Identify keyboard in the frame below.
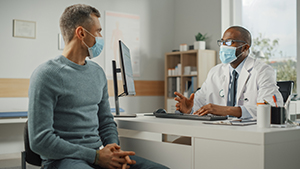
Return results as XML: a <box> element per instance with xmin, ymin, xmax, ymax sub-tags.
<box><xmin>154</xmin><ymin>112</ymin><xmax>227</xmax><ymax>121</ymax></box>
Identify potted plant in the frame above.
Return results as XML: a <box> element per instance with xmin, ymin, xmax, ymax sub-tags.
<box><xmin>194</xmin><ymin>32</ymin><xmax>207</xmax><ymax>50</ymax></box>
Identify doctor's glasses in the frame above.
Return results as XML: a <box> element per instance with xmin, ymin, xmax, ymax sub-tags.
<box><xmin>217</xmin><ymin>39</ymin><xmax>247</xmax><ymax>47</ymax></box>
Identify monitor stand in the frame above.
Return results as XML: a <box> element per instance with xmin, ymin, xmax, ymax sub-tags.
<box><xmin>112</xmin><ymin>60</ymin><xmax>136</xmax><ymax>118</ymax></box>
<box><xmin>112</xmin><ymin>113</ymin><xmax>136</xmax><ymax>117</ymax></box>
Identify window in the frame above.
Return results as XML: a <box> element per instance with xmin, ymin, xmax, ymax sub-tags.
<box><xmin>222</xmin><ymin>0</ymin><xmax>297</xmax><ymax>93</ymax></box>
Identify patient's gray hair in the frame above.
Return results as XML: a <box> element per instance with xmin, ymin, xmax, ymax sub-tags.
<box><xmin>60</xmin><ymin>4</ymin><xmax>100</xmax><ymax>44</ymax></box>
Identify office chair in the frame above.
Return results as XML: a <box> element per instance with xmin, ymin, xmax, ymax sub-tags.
<box><xmin>277</xmin><ymin>81</ymin><xmax>294</xmax><ymax>104</ymax></box>
<box><xmin>21</xmin><ymin>121</ymin><xmax>42</xmax><ymax>169</ymax></box>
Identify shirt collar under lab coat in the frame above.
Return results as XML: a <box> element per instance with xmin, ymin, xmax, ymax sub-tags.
<box><xmin>229</xmin><ymin>58</ymin><xmax>246</xmax><ymax>77</ymax></box>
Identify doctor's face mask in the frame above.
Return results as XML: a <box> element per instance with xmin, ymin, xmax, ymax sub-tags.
<box><xmin>219</xmin><ymin>44</ymin><xmax>247</xmax><ymax>64</ymax></box>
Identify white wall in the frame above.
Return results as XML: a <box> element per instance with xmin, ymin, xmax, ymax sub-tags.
<box><xmin>173</xmin><ymin>0</ymin><xmax>222</xmax><ymax>53</ymax></box>
<box><xmin>0</xmin><ymin>0</ymin><xmax>175</xmax><ymax>113</ymax></box>
<box><xmin>0</xmin><ymin>0</ymin><xmax>224</xmax><ymax>156</ymax></box>
<box><xmin>0</xmin><ymin>0</ymin><xmax>223</xmax><ymax>113</ymax></box>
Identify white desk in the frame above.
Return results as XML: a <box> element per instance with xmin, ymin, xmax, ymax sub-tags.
<box><xmin>115</xmin><ymin>115</ymin><xmax>300</xmax><ymax>169</ymax></box>
<box><xmin>0</xmin><ymin>118</ymin><xmax>27</xmax><ymax>157</ymax></box>
<box><xmin>0</xmin><ymin>118</ymin><xmax>27</xmax><ymax>124</ymax></box>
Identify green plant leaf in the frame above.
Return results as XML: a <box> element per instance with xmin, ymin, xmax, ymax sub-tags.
<box><xmin>195</xmin><ymin>32</ymin><xmax>208</xmax><ymax>41</ymax></box>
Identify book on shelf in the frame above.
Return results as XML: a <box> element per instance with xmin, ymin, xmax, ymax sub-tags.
<box><xmin>184</xmin><ymin>77</ymin><xmax>197</xmax><ymax>97</ymax></box>
<box><xmin>176</xmin><ymin>77</ymin><xmax>181</xmax><ymax>93</ymax></box>
<box><xmin>184</xmin><ymin>80</ymin><xmax>191</xmax><ymax>97</ymax></box>
<box><xmin>168</xmin><ymin>77</ymin><xmax>176</xmax><ymax>97</ymax></box>
<box><xmin>167</xmin><ymin>77</ymin><xmax>182</xmax><ymax>97</ymax></box>
<box><xmin>167</xmin><ymin>77</ymin><xmax>181</xmax><ymax>97</ymax></box>
<box><xmin>191</xmin><ymin>76</ymin><xmax>198</xmax><ymax>93</ymax></box>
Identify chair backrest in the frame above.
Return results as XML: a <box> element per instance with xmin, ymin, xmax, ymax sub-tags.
<box><xmin>24</xmin><ymin>121</ymin><xmax>42</xmax><ymax>166</ymax></box>
<box><xmin>277</xmin><ymin>81</ymin><xmax>294</xmax><ymax>104</ymax></box>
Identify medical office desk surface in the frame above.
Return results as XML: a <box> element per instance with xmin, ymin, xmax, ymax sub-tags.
<box><xmin>115</xmin><ymin>115</ymin><xmax>300</xmax><ymax>169</ymax></box>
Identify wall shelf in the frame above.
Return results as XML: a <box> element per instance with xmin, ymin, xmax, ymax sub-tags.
<box><xmin>164</xmin><ymin>49</ymin><xmax>216</xmax><ymax>112</ymax></box>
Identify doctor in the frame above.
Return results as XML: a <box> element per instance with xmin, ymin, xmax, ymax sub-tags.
<box><xmin>174</xmin><ymin>26</ymin><xmax>283</xmax><ymax>119</ymax></box>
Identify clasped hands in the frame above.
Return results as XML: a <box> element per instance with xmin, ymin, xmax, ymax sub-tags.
<box><xmin>95</xmin><ymin>143</ymin><xmax>136</xmax><ymax>169</ymax></box>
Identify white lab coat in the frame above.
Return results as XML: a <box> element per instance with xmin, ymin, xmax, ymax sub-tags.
<box><xmin>193</xmin><ymin>56</ymin><xmax>283</xmax><ymax>118</ymax></box>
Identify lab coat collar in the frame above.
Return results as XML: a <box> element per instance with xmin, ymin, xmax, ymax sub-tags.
<box><xmin>221</xmin><ymin>64</ymin><xmax>230</xmax><ymax>105</ymax></box>
<box><xmin>221</xmin><ymin>56</ymin><xmax>255</xmax><ymax>106</ymax></box>
<box><xmin>236</xmin><ymin>56</ymin><xmax>255</xmax><ymax>103</ymax></box>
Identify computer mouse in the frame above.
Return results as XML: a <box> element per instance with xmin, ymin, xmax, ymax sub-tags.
<box><xmin>153</xmin><ymin>108</ymin><xmax>167</xmax><ymax>114</ymax></box>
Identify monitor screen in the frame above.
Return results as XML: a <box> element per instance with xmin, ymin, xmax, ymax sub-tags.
<box><xmin>119</xmin><ymin>40</ymin><xmax>136</xmax><ymax>96</ymax></box>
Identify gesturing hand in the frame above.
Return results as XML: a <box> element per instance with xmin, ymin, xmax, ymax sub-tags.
<box><xmin>174</xmin><ymin>92</ymin><xmax>194</xmax><ymax>114</ymax></box>
<box><xmin>95</xmin><ymin>143</ymin><xmax>135</xmax><ymax>169</ymax></box>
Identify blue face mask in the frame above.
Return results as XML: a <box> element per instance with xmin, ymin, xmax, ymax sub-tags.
<box><xmin>82</xmin><ymin>28</ymin><xmax>104</xmax><ymax>59</ymax></box>
<box><xmin>219</xmin><ymin>44</ymin><xmax>246</xmax><ymax>64</ymax></box>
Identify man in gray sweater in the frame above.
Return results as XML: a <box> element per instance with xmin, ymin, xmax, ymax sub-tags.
<box><xmin>28</xmin><ymin>4</ymin><xmax>168</xmax><ymax>169</ymax></box>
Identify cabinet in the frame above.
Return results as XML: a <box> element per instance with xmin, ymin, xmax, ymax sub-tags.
<box><xmin>115</xmin><ymin>117</ymin><xmax>300</xmax><ymax>169</ymax></box>
<box><xmin>164</xmin><ymin>50</ymin><xmax>216</xmax><ymax>112</ymax></box>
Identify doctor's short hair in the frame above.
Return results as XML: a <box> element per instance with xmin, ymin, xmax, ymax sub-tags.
<box><xmin>60</xmin><ymin>4</ymin><xmax>100</xmax><ymax>44</ymax></box>
<box><xmin>228</xmin><ymin>26</ymin><xmax>252</xmax><ymax>47</ymax></box>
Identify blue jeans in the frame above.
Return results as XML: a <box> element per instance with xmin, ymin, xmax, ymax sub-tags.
<box><xmin>42</xmin><ymin>156</ymin><xmax>169</xmax><ymax>169</ymax></box>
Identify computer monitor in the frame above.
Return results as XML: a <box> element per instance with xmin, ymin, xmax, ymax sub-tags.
<box><xmin>119</xmin><ymin>40</ymin><xmax>136</xmax><ymax>96</ymax></box>
<box><xmin>111</xmin><ymin>40</ymin><xmax>136</xmax><ymax>117</ymax></box>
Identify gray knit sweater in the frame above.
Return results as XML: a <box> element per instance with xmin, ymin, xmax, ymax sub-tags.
<box><xmin>28</xmin><ymin>55</ymin><xmax>119</xmax><ymax>165</ymax></box>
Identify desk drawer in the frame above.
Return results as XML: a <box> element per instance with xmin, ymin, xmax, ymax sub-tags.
<box><xmin>194</xmin><ymin>138</ymin><xmax>262</xmax><ymax>169</ymax></box>
<box><xmin>119</xmin><ymin>137</ymin><xmax>192</xmax><ymax>169</ymax></box>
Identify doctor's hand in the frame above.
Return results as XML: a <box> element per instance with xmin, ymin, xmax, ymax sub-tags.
<box><xmin>193</xmin><ymin>103</ymin><xmax>242</xmax><ymax>117</ymax></box>
<box><xmin>95</xmin><ymin>143</ymin><xmax>136</xmax><ymax>169</ymax></box>
<box><xmin>174</xmin><ymin>92</ymin><xmax>194</xmax><ymax>114</ymax></box>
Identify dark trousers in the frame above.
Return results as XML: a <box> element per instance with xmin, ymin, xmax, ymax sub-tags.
<box><xmin>42</xmin><ymin>155</ymin><xmax>169</xmax><ymax>169</ymax></box>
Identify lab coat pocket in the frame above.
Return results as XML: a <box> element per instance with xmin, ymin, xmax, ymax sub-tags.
<box><xmin>239</xmin><ymin>92</ymin><xmax>251</xmax><ymax>106</ymax></box>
